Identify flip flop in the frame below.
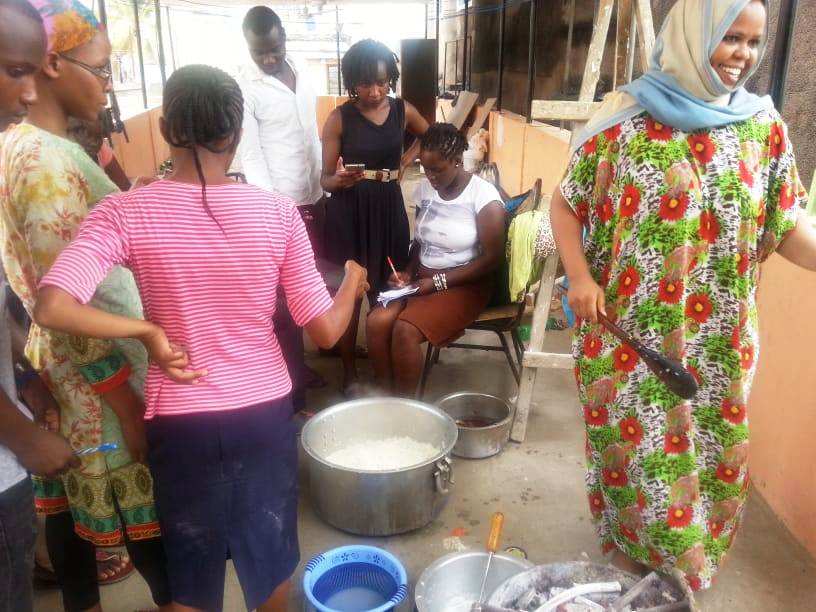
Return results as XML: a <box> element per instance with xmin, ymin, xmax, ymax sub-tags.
<box><xmin>96</xmin><ymin>550</ymin><xmax>134</xmax><ymax>586</ymax></box>
<box><xmin>34</xmin><ymin>551</ymin><xmax>135</xmax><ymax>589</ymax></box>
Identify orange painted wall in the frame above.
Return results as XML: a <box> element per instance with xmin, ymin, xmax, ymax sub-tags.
<box><xmin>749</xmin><ymin>254</ymin><xmax>816</xmax><ymax>557</ymax></box>
<box><xmin>114</xmin><ymin>96</ymin><xmax>347</xmax><ymax>178</ymax></box>
<box><xmin>315</xmin><ymin>96</ymin><xmax>338</xmax><ymax>140</ymax></box>
<box><xmin>488</xmin><ymin>111</ymin><xmax>570</xmax><ymax>198</ymax></box>
<box><xmin>110</xmin><ymin>111</ymin><xmax>157</xmax><ymax>179</ymax></box>
<box><xmin>316</xmin><ymin>95</ymin><xmax>351</xmax><ymax>139</ymax></box>
<box><xmin>522</xmin><ymin>122</ymin><xmax>571</xmax><ymax>197</ymax></box>
<box><xmin>119</xmin><ymin>95</ymin><xmax>466</xmax><ymax>177</ymax></box>
<box><xmin>488</xmin><ymin>111</ymin><xmax>527</xmax><ymax>195</ymax></box>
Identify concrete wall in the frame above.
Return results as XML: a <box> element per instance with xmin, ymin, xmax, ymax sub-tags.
<box><xmin>749</xmin><ymin>254</ymin><xmax>816</xmax><ymax>558</ymax></box>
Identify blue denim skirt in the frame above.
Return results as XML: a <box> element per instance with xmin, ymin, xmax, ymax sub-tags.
<box><xmin>146</xmin><ymin>397</ymin><xmax>299</xmax><ymax>611</ymax></box>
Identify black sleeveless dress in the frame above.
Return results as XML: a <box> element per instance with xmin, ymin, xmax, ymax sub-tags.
<box><xmin>324</xmin><ymin>98</ymin><xmax>410</xmax><ymax>297</ymax></box>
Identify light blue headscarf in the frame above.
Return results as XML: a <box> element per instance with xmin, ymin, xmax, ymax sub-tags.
<box><xmin>573</xmin><ymin>0</ymin><xmax>773</xmax><ymax>151</ymax></box>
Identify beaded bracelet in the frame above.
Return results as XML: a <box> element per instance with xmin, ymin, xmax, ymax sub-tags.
<box><xmin>432</xmin><ymin>273</ymin><xmax>448</xmax><ymax>292</ymax></box>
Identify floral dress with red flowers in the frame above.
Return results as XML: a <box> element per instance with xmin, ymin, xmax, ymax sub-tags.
<box><xmin>560</xmin><ymin>109</ymin><xmax>806</xmax><ymax>590</ymax></box>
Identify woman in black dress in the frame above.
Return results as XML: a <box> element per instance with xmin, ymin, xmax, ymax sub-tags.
<box><xmin>322</xmin><ymin>39</ymin><xmax>428</xmax><ymax>394</ymax></box>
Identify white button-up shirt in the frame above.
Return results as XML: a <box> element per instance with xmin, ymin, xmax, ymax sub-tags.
<box><xmin>237</xmin><ymin>58</ymin><xmax>323</xmax><ymax>206</ymax></box>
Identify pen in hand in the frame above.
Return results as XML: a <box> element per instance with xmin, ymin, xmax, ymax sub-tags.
<box><xmin>386</xmin><ymin>256</ymin><xmax>406</xmax><ymax>288</ymax></box>
<box><xmin>76</xmin><ymin>443</ymin><xmax>119</xmax><ymax>456</ymax></box>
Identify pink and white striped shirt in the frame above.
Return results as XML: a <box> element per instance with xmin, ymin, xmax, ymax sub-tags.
<box><xmin>42</xmin><ymin>180</ymin><xmax>333</xmax><ymax>418</ymax></box>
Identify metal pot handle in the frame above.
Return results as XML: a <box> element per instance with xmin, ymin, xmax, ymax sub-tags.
<box><xmin>434</xmin><ymin>457</ymin><xmax>454</xmax><ymax>494</ymax></box>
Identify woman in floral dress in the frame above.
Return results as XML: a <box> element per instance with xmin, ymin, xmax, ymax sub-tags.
<box><xmin>551</xmin><ymin>0</ymin><xmax>816</xmax><ymax>590</ymax></box>
<box><xmin>0</xmin><ymin>1</ymin><xmax>169</xmax><ymax>610</ymax></box>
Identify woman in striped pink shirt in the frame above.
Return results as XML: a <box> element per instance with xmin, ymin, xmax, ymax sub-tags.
<box><xmin>34</xmin><ymin>64</ymin><xmax>367</xmax><ymax>612</ymax></box>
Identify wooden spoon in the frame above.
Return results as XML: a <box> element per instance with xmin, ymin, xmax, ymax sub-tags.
<box><xmin>597</xmin><ymin>311</ymin><xmax>698</xmax><ymax>400</ymax></box>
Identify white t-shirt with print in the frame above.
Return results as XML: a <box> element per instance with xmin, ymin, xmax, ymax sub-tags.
<box><xmin>414</xmin><ymin>174</ymin><xmax>502</xmax><ymax>270</ymax></box>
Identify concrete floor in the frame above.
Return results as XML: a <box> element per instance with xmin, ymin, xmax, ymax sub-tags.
<box><xmin>33</xmin><ymin>328</ymin><xmax>816</xmax><ymax>611</ymax></box>
<box><xmin>32</xmin><ymin>169</ymin><xmax>816</xmax><ymax>610</ymax></box>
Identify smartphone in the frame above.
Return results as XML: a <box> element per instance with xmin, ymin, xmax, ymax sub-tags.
<box><xmin>345</xmin><ymin>163</ymin><xmax>365</xmax><ymax>172</ymax></box>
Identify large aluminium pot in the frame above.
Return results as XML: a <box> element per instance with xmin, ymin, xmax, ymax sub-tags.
<box><xmin>301</xmin><ymin>397</ymin><xmax>458</xmax><ymax>536</ymax></box>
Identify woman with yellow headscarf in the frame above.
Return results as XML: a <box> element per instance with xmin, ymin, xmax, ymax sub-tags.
<box><xmin>552</xmin><ymin>0</ymin><xmax>816</xmax><ymax>590</ymax></box>
<box><xmin>0</xmin><ymin>1</ymin><xmax>170</xmax><ymax>610</ymax></box>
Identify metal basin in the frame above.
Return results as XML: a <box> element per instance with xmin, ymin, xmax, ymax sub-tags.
<box><xmin>414</xmin><ymin>551</ymin><xmax>533</xmax><ymax>612</ymax></box>
<box><xmin>488</xmin><ymin>562</ymin><xmax>692</xmax><ymax>610</ymax></box>
<box><xmin>435</xmin><ymin>392</ymin><xmax>513</xmax><ymax>459</ymax></box>
<box><xmin>301</xmin><ymin>397</ymin><xmax>458</xmax><ymax>536</ymax></box>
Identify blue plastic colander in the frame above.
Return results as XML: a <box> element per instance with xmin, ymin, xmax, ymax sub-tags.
<box><xmin>303</xmin><ymin>545</ymin><xmax>408</xmax><ymax>612</ymax></box>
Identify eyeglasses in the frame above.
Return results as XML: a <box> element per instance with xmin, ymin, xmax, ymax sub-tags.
<box><xmin>59</xmin><ymin>54</ymin><xmax>112</xmax><ymax>83</ymax></box>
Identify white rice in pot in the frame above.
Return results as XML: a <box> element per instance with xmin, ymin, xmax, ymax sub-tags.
<box><xmin>325</xmin><ymin>436</ymin><xmax>441</xmax><ymax>471</ymax></box>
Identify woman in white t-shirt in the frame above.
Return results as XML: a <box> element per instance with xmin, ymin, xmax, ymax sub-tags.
<box><xmin>367</xmin><ymin>123</ymin><xmax>505</xmax><ymax>396</ymax></box>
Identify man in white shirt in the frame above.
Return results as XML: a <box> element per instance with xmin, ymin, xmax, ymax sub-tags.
<box><xmin>238</xmin><ymin>6</ymin><xmax>323</xmax><ymax>237</ymax></box>
<box><xmin>238</xmin><ymin>6</ymin><xmax>328</xmax><ymax>406</ymax></box>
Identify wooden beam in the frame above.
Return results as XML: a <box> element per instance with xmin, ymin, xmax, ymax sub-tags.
<box><xmin>448</xmin><ymin>91</ymin><xmax>479</xmax><ymax>130</ymax></box>
<box><xmin>614</xmin><ymin>0</ymin><xmax>633</xmax><ymax>89</ymax></box>
<box><xmin>522</xmin><ymin>351</ymin><xmax>574</xmax><ymax>370</ymax></box>
<box><xmin>531</xmin><ymin>100</ymin><xmax>603</xmax><ymax>121</ymax></box>
<box><xmin>634</xmin><ymin>0</ymin><xmax>656</xmax><ymax>71</ymax></box>
<box><xmin>467</xmin><ymin>97</ymin><xmax>497</xmax><ymax>139</ymax></box>
<box><xmin>625</xmin><ymin>2</ymin><xmax>638</xmax><ymax>83</ymax></box>
<box><xmin>511</xmin><ymin>253</ymin><xmax>560</xmax><ymax>442</ymax></box>
<box><xmin>510</xmin><ymin>367</ymin><xmax>538</xmax><ymax>443</ymax></box>
<box><xmin>578</xmin><ymin>0</ymin><xmax>614</xmax><ymax>102</ymax></box>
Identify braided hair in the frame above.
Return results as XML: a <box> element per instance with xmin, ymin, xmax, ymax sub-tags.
<box><xmin>420</xmin><ymin>123</ymin><xmax>468</xmax><ymax>161</ymax></box>
<box><xmin>162</xmin><ymin>64</ymin><xmax>243</xmax><ymax>230</ymax></box>
<box><xmin>341</xmin><ymin>39</ymin><xmax>400</xmax><ymax>99</ymax></box>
